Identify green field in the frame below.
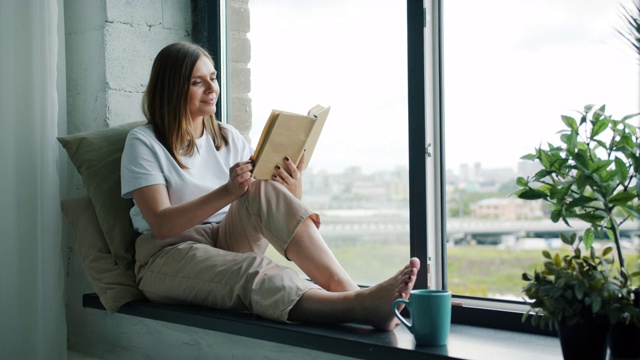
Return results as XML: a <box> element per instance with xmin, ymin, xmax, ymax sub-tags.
<box><xmin>266</xmin><ymin>244</ymin><xmax>640</xmax><ymax>299</ymax></box>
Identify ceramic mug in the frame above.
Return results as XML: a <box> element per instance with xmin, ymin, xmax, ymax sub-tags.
<box><xmin>392</xmin><ymin>289</ymin><xmax>451</xmax><ymax>346</ymax></box>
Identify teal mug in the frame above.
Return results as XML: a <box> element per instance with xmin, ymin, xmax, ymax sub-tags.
<box><xmin>392</xmin><ymin>289</ymin><xmax>451</xmax><ymax>346</ymax></box>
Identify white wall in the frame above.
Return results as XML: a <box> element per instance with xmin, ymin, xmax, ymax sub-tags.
<box><xmin>62</xmin><ymin>1</ymin><xmax>349</xmax><ymax>358</ymax></box>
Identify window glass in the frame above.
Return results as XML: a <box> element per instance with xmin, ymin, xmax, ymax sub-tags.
<box><xmin>442</xmin><ymin>0</ymin><xmax>640</xmax><ymax>299</ymax></box>
<box><xmin>243</xmin><ymin>0</ymin><xmax>409</xmax><ymax>285</ymax></box>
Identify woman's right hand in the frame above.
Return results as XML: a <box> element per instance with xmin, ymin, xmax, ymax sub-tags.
<box><xmin>226</xmin><ymin>160</ymin><xmax>254</xmax><ymax>198</ymax></box>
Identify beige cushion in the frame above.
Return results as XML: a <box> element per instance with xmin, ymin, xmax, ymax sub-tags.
<box><xmin>58</xmin><ymin>121</ymin><xmax>146</xmax><ymax>270</ymax></box>
<box><xmin>61</xmin><ymin>196</ymin><xmax>146</xmax><ymax>313</ymax></box>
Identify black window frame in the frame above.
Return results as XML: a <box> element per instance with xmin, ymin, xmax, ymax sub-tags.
<box><xmin>408</xmin><ymin>0</ymin><xmax>553</xmax><ymax>335</ymax></box>
<box><xmin>192</xmin><ymin>0</ymin><xmax>224</xmax><ymax>121</ymax></box>
<box><xmin>201</xmin><ymin>0</ymin><xmax>553</xmax><ymax>337</ymax></box>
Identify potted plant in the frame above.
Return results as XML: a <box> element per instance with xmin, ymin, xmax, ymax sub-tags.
<box><xmin>522</xmin><ymin>232</ymin><xmax>620</xmax><ymax>359</ymax></box>
<box><xmin>515</xmin><ymin>104</ymin><xmax>640</xmax><ymax>359</ymax></box>
<box><xmin>609</xmin><ymin>1</ymin><xmax>640</xmax><ymax>356</ymax></box>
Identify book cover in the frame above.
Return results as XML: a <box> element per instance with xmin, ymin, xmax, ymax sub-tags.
<box><xmin>252</xmin><ymin>104</ymin><xmax>330</xmax><ymax>180</ymax></box>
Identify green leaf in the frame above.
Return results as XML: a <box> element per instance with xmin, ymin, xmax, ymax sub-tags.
<box><xmin>544</xmin><ymin>261</ymin><xmax>556</xmax><ymax>273</ymax></box>
<box><xmin>590</xmin><ymin>118</ymin><xmax>609</xmax><ymax>138</ymax></box>
<box><xmin>515</xmin><ymin>177</ymin><xmax>528</xmax><ymax>187</ymax></box>
<box><xmin>594</xmin><ymin>139</ymin><xmax>609</xmax><ymax>150</ymax></box>
<box><xmin>542</xmin><ymin>250</ymin><xmax>552</xmax><ymax>260</ymax></box>
<box><xmin>621</xmin><ymin>269</ymin><xmax>629</xmax><ymax>286</ymax></box>
<box><xmin>593</xmin><ymin>105</ymin><xmax>606</xmax><ymax>121</ymax></box>
<box><xmin>620</xmin><ymin>204</ymin><xmax>640</xmax><ymax>219</ymax></box>
<box><xmin>532</xmin><ymin>169</ymin><xmax>553</xmax><ymax>182</ymax></box>
<box><xmin>564</xmin><ymin>131</ymin><xmax>578</xmax><ymax>151</ymax></box>
<box><xmin>614</xmin><ymin>157</ymin><xmax>629</xmax><ymax>183</ymax></box>
<box><xmin>560</xmin><ymin>233</ymin><xmax>575</xmax><ymax>246</ymax></box>
<box><xmin>553</xmin><ymin>253</ymin><xmax>562</xmax><ymax>267</ymax></box>
<box><xmin>602</xmin><ymin>246</ymin><xmax>613</xmax><ymax>257</ymax></box>
<box><xmin>573</xmin><ymin>150</ymin><xmax>591</xmax><ymax>173</ymax></box>
<box><xmin>517</xmin><ymin>188</ymin><xmax>548</xmax><ymax>200</ymax></box>
<box><xmin>609</xmin><ymin>190</ymin><xmax>637</xmax><ymax>206</ymax></box>
<box><xmin>620</xmin><ymin>133</ymin><xmax>635</xmax><ymax>150</ymax></box>
<box><xmin>567</xmin><ymin>195</ymin><xmax>596</xmax><ymax>209</ymax></box>
<box><xmin>592</xmin><ymin>295</ymin><xmax>602</xmax><ymax>313</ymax></box>
<box><xmin>583</xmin><ymin>104</ymin><xmax>595</xmax><ymax>114</ymax></box>
<box><xmin>539</xmin><ymin>149</ymin><xmax>553</xmax><ymax>169</ymax></box>
<box><xmin>621</xmin><ymin>112</ymin><xmax>640</xmax><ymax>122</ymax></box>
<box><xmin>575</xmin><ymin>212</ymin><xmax>606</xmax><ymax>224</ymax></box>
<box><xmin>562</xmin><ymin>115</ymin><xmax>578</xmax><ymax>131</ymax></box>
<box><xmin>592</xmin><ymin>160</ymin><xmax>613</xmax><ymax>174</ymax></box>
<box><xmin>583</xmin><ymin>228</ymin><xmax>594</xmax><ymax>250</ymax></box>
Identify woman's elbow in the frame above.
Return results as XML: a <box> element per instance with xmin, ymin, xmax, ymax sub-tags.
<box><xmin>148</xmin><ymin>222</ymin><xmax>177</xmax><ymax>240</ymax></box>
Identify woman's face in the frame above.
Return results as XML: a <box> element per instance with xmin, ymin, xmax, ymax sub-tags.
<box><xmin>188</xmin><ymin>56</ymin><xmax>219</xmax><ymax>120</ymax></box>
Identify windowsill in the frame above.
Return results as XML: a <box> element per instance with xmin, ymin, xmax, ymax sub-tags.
<box><xmin>82</xmin><ymin>293</ymin><xmax>562</xmax><ymax>359</ymax></box>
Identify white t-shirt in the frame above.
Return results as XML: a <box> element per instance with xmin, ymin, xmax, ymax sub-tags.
<box><xmin>121</xmin><ymin>123</ymin><xmax>252</xmax><ymax>234</ymax></box>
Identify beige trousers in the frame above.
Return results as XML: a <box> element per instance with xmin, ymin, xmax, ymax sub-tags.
<box><xmin>134</xmin><ymin>180</ymin><xmax>321</xmax><ymax>322</ymax></box>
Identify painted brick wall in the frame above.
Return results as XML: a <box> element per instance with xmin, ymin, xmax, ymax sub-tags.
<box><xmin>61</xmin><ymin>1</ymin><xmax>344</xmax><ymax>358</ymax></box>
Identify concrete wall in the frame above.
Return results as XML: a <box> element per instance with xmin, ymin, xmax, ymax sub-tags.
<box><xmin>62</xmin><ymin>0</ymin><xmax>346</xmax><ymax>358</ymax></box>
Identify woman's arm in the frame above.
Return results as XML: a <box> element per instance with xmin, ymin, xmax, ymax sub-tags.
<box><xmin>134</xmin><ymin>160</ymin><xmax>254</xmax><ymax>239</ymax></box>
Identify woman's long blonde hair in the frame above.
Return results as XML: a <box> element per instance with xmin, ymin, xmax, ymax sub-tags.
<box><xmin>142</xmin><ymin>41</ymin><xmax>227</xmax><ymax>169</ymax></box>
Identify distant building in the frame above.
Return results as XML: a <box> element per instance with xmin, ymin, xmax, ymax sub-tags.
<box><xmin>471</xmin><ymin>197</ymin><xmax>544</xmax><ymax>220</ymax></box>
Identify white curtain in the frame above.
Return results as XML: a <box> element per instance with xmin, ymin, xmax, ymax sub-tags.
<box><xmin>0</xmin><ymin>1</ymin><xmax>67</xmax><ymax>359</ymax></box>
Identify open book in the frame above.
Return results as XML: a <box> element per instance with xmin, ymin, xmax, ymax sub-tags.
<box><xmin>251</xmin><ymin>104</ymin><xmax>330</xmax><ymax>180</ymax></box>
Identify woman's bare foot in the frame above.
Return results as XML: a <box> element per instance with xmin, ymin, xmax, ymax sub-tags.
<box><xmin>286</xmin><ymin>258</ymin><xmax>420</xmax><ymax>328</ymax></box>
<box><xmin>355</xmin><ymin>257</ymin><xmax>420</xmax><ymax>330</ymax></box>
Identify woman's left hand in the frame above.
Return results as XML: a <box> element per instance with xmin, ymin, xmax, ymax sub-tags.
<box><xmin>272</xmin><ymin>152</ymin><xmax>304</xmax><ymax>200</ymax></box>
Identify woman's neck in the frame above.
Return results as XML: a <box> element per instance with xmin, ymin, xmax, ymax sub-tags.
<box><xmin>191</xmin><ymin>117</ymin><xmax>205</xmax><ymax>138</ymax></box>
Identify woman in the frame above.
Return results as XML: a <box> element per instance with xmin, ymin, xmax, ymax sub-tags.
<box><xmin>121</xmin><ymin>41</ymin><xmax>419</xmax><ymax>330</ymax></box>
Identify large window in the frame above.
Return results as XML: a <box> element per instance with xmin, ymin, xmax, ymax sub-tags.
<box><xmin>440</xmin><ymin>0</ymin><xmax>640</xmax><ymax>303</ymax></box>
<box><xmin>237</xmin><ymin>0</ymin><xmax>410</xmax><ymax>286</ymax></box>
<box><xmin>223</xmin><ymin>0</ymin><xmax>639</xmax><ymax>312</ymax></box>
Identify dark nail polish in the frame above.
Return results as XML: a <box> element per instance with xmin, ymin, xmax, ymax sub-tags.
<box><xmin>276</xmin><ymin>165</ymin><xmax>281</xmax><ymax>170</ymax></box>
<box><xmin>284</xmin><ymin>156</ymin><xmax>290</xmax><ymax>161</ymax></box>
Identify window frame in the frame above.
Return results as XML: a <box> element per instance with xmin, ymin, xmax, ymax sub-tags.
<box><xmin>207</xmin><ymin>0</ymin><xmax>550</xmax><ymax>335</ymax></box>
<box><xmin>192</xmin><ymin>0</ymin><xmax>226</xmax><ymax>122</ymax></box>
<box><xmin>412</xmin><ymin>0</ymin><xmax>550</xmax><ymax>334</ymax></box>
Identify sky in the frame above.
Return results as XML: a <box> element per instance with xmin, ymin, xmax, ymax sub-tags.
<box><xmin>245</xmin><ymin>0</ymin><xmax>639</xmax><ymax>175</ymax></box>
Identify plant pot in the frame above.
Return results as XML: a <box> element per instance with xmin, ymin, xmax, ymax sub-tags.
<box><xmin>609</xmin><ymin>322</ymin><xmax>640</xmax><ymax>359</ymax></box>
<box><xmin>557</xmin><ymin>317</ymin><xmax>609</xmax><ymax>360</ymax></box>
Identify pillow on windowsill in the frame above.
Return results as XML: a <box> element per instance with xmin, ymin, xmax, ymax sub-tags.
<box><xmin>58</xmin><ymin>121</ymin><xmax>146</xmax><ymax>271</ymax></box>
<box><xmin>62</xmin><ymin>195</ymin><xmax>146</xmax><ymax>313</ymax></box>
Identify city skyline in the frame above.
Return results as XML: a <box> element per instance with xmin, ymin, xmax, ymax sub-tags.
<box><xmin>246</xmin><ymin>0</ymin><xmax>638</xmax><ymax>175</ymax></box>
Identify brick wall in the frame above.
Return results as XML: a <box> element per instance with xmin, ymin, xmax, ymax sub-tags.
<box><xmin>65</xmin><ymin>0</ymin><xmax>253</xmax><ymax>136</ymax></box>
<box><xmin>227</xmin><ymin>0</ymin><xmax>252</xmax><ymax>135</ymax></box>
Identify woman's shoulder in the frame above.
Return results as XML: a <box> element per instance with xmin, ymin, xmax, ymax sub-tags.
<box><xmin>128</xmin><ymin>123</ymin><xmax>154</xmax><ymax>137</ymax></box>
<box><xmin>219</xmin><ymin>122</ymin><xmax>245</xmax><ymax>141</ymax></box>
<box><xmin>219</xmin><ymin>121</ymin><xmax>238</xmax><ymax>133</ymax></box>
<box><xmin>218</xmin><ymin>122</ymin><xmax>251</xmax><ymax>152</ymax></box>
<box><xmin>126</xmin><ymin>124</ymin><xmax>155</xmax><ymax>142</ymax></box>
<box><xmin>124</xmin><ymin>124</ymin><xmax>160</xmax><ymax>150</ymax></box>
